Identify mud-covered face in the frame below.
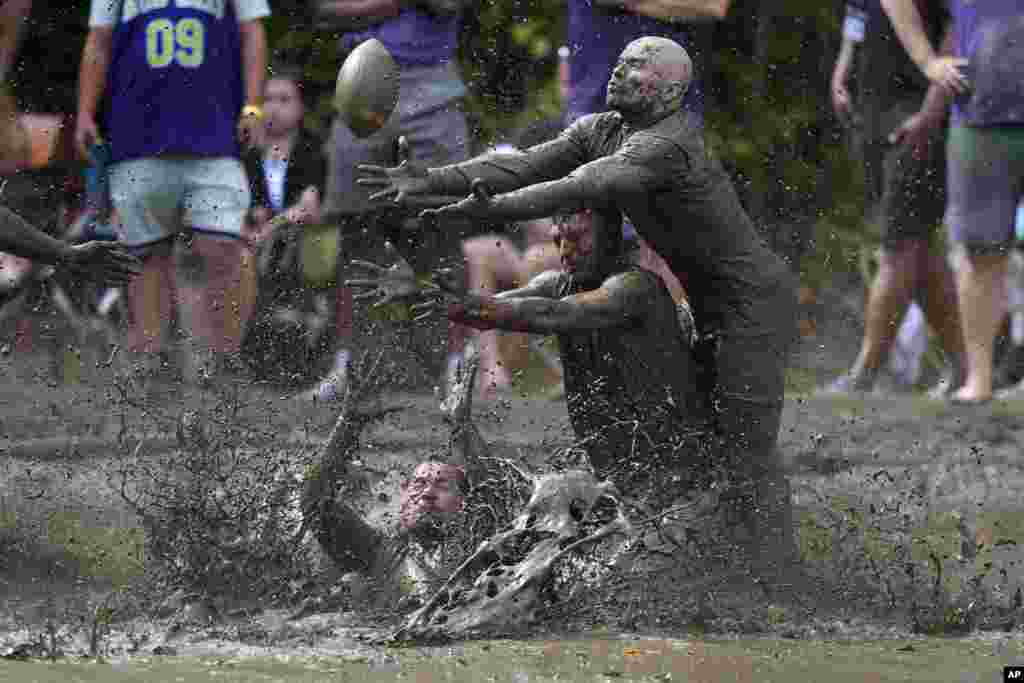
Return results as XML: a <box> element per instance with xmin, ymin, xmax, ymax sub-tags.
<box><xmin>606</xmin><ymin>43</ymin><xmax>664</xmax><ymax>115</ymax></box>
<box><xmin>264</xmin><ymin>77</ymin><xmax>304</xmax><ymax>139</ymax></box>
<box><xmin>552</xmin><ymin>211</ymin><xmax>600</xmax><ymax>279</ymax></box>
<box><xmin>399</xmin><ymin>462</ymin><xmax>466</xmax><ymax>533</ymax></box>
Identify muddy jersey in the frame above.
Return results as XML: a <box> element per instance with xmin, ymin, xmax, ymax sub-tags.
<box><xmin>429</xmin><ymin>110</ymin><xmax>796</xmax><ymax>339</ymax></box>
<box><xmin>88</xmin><ymin>0</ymin><xmax>271</xmax><ymax>164</ymax></box>
<box><xmin>552</xmin><ymin>266</ymin><xmax>704</xmax><ymax>478</ymax></box>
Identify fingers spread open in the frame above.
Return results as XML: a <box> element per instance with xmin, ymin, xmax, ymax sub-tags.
<box><xmin>349</xmin><ymin>259</ymin><xmax>387</xmax><ymax>273</ymax></box>
<box><xmin>343</xmin><ymin>278</ymin><xmax>379</xmax><ymax>288</ymax></box>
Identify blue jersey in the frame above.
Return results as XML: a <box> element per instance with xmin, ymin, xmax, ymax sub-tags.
<box><xmin>102</xmin><ymin>0</ymin><xmax>244</xmax><ymax>163</ymax></box>
<box><xmin>949</xmin><ymin>0</ymin><xmax>1024</xmax><ymax>127</ymax></box>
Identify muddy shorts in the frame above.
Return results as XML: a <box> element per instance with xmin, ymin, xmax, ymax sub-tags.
<box><xmin>945</xmin><ymin>124</ymin><xmax>1024</xmax><ymax>253</ymax></box>
<box><xmin>861</xmin><ymin>100</ymin><xmax>947</xmax><ymax>246</ymax></box>
<box><xmin>108</xmin><ymin>157</ymin><xmax>250</xmax><ymax>248</ymax></box>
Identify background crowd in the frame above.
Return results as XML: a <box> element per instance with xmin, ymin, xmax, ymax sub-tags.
<box><xmin>0</xmin><ymin>0</ymin><xmax>1021</xmax><ymax>408</ymax></box>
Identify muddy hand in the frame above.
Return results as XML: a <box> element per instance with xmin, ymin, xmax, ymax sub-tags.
<box><xmin>344</xmin><ymin>241</ymin><xmax>435</xmax><ymax>308</ymax></box>
<box><xmin>357</xmin><ymin>136</ymin><xmax>430</xmax><ymax>206</ymax></box>
<box><xmin>64</xmin><ymin>241</ymin><xmax>142</xmax><ymax>286</ymax></box>
<box><xmin>419</xmin><ymin>178</ymin><xmax>493</xmax><ymax>225</ymax></box>
<box><xmin>409</xmin><ymin>267</ymin><xmax>463</xmax><ymax>321</ymax></box>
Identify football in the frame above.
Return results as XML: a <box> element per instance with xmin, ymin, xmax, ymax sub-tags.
<box><xmin>334</xmin><ymin>38</ymin><xmax>400</xmax><ymax>139</ymax></box>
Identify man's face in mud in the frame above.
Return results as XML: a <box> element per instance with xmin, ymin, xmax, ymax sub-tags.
<box><xmin>399</xmin><ymin>462</ymin><xmax>466</xmax><ymax>535</ymax></box>
<box><xmin>606</xmin><ymin>42</ymin><xmax>664</xmax><ymax>115</ymax></box>
<box><xmin>552</xmin><ymin>211</ymin><xmax>607</xmax><ymax>281</ymax></box>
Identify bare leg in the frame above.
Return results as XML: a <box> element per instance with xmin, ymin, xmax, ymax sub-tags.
<box><xmin>125</xmin><ymin>240</ymin><xmax>175</xmax><ymax>357</ymax></box>
<box><xmin>461</xmin><ymin>235</ymin><xmax>524</xmax><ymax>397</ymax></box>
<box><xmin>952</xmin><ymin>250</ymin><xmax>1009</xmax><ymax>402</ymax></box>
<box><xmin>177</xmin><ymin>234</ymin><xmax>250</xmax><ymax>379</ymax></box>
<box><xmin>842</xmin><ymin>242</ymin><xmax>919</xmax><ymax>387</ymax></box>
<box><xmin>917</xmin><ymin>247</ymin><xmax>966</xmax><ymax>389</ymax></box>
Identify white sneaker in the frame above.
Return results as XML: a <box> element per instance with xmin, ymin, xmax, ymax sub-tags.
<box><xmin>300</xmin><ymin>369</ymin><xmax>348</xmax><ymax>402</ymax></box>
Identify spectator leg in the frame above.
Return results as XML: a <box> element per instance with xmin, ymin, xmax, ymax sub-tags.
<box><xmin>125</xmin><ymin>239</ymin><xmax>175</xmax><ymax>357</ymax></box>
<box><xmin>918</xmin><ymin>245</ymin><xmax>966</xmax><ymax>388</ymax></box>
<box><xmin>461</xmin><ymin>235</ymin><xmax>524</xmax><ymax>398</ymax></box>
<box><xmin>952</xmin><ymin>250</ymin><xmax>1009</xmax><ymax>402</ymax></box>
<box><xmin>846</xmin><ymin>241</ymin><xmax>918</xmax><ymax>386</ymax></box>
<box><xmin>177</xmin><ymin>234</ymin><xmax>252</xmax><ymax>367</ymax></box>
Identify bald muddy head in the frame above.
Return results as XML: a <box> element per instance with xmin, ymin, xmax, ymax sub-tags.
<box><xmin>399</xmin><ymin>462</ymin><xmax>468</xmax><ymax>540</ymax></box>
<box><xmin>606</xmin><ymin>37</ymin><xmax>693</xmax><ymax>127</ymax></box>
<box><xmin>551</xmin><ymin>209</ymin><xmax>624</xmax><ymax>285</ymax></box>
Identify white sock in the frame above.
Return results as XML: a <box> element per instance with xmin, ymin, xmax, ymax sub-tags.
<box><xmin>332</xmin><ymin>349</ymin><xmax>351</xmax><ymax>376</ymax></box>
<box><xmin>446</xmin><ymin>351</ymin><xmax>463</xmax><ymax>380</ymax></box>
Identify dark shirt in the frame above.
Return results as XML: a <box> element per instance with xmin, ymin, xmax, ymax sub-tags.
<box><xmin>851</xmin><ymin>0</ymin><xmax>948</xmax><ymax>113</ymax></box>
<box><xmin>430</xmin><ymin>110</ymin><xmax>795</xmax><ymax>338</ymax></box>
<box><xmin>244</xmin><ymin>131</ymin><xmax>326</xmax><ymax>212</ymax></box>
<box><xmin>566</xmin><ymin>0</ymin><xmax>704</xmax><ymax>122</ymax></box>
<box><xmin>551</xmin><ymin>266</ymin><xmax>703</xmax><ymax>478</ymax></box>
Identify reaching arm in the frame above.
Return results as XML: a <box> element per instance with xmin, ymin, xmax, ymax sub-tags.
<box><xmin>0</xmin><ymin>205</ymin><xmax>75</xmax><ymax>264</ymax></box>
<box><xmin>239</xmin><ymin>20</ymin><xmax>267</xmax><ymax>111</ymax></box>
<box><xmin>426</xmin><ymin>132</ymin><xmax>590</xmax><ymax>197</ymax></box>
<box><xmin>616</xmin><ymin>0</ymin><xmax>729</xmax><ymax>23</ymax></box>
<box><xmin>449</xmin><ymin>271</ymin><xmax>654</xmax><ymax>335</ymax></box>
<box><xmin>75</xmin><ymin>25</ymin><xmax>113</xmax><ymax>157</ymax></box>
<box><xmin>0</xmin><ymin>0</ymin><xmax>31</xmax><ymax>82</ymax></box>
<box><xmin>315</xmin><ymin>0</ymin><xmax>402</xmax><ymax>27</ymax></box>
<box><xmin>880</xmin><ymin>0</ymin><xmax>968</xmax><ymax>93</ymax></box>
<box><xmin>429</xmin><ymin>143</ymin><xmax>672</xmax><ymax>223</ymax></box>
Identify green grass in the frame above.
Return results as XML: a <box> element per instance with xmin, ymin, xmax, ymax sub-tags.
<box><xmin>1</xmin><ymin>637</ymin><xmax>1022</xmax><ymax>682</ymax></box>
<box><xmin>45</xmin><ymin>512</ymin><xmax>144</xmax><ymax>588</ymax></box>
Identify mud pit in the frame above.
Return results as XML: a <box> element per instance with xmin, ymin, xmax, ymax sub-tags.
<box><xmin>5</xmin><ymin>345</ymin><xmax>1024</xmax><ymax>671</ymax></box>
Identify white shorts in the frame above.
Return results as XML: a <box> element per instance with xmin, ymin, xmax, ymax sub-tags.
<box><xmin>109</xmin><ymin>157</ymin><xmax>250</xmax><ymax>248</ymax></box>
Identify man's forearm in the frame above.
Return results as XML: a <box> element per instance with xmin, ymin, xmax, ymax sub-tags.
<box><xmin>0</xmin><ymin>0</ymin><xmax>31</xmax><ymax>82</ymax></box>
<box><xmin>448</xmin><ymin>294</ymin><xmax>580</xmax><ymax>335</ymax></box>
<box><xmin>428</xmin><ymin>138</ymin><xmax>585</xmax><ymax>197</ymax></box>
<box><xmin>77</xmin><ymin>30</ymin><xmax>112</xmax><ymax>122</ymax></box>
<box><xmin>919</xmin><ymin>26</ymin><xmax>956</xmax><ymax>117</ymax></box>
<box><xmin>0</xmin><ymin>205</ymin><xmax>73</xmax><ymax>265</ymax></box>
<box><xmin>880</xmin><ymin>0</ymin><xmax>937</xmax><ymax>74</ymax></box>
<box><xmin>483</xmin><ymin>177</ymin><xmax>589</xmax><ymax>223</ymax></box>
<box><xmin>240</xmin><ymin>21</ymin><xmax>267</xmax><ymax>108</ymax></box>
<box><xmin>620</xmin><ymin>0</ymin><xmax>728</xmax><ymax>22</ymax></box>
<box><xmin>317</xmin><ymin>0</ymin><xmax>401</xmax><ymax>20</ymax></box>
<box><xmin>832</xmin><ymin>37</ymin><xmax>856</xmax><ymax>91</ymax></box>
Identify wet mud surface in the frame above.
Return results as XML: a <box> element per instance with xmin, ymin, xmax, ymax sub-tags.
<box><xmin>4</xmin><ymin>348</ymin><xmax>1024</xmax><ymax>666</ymax></box>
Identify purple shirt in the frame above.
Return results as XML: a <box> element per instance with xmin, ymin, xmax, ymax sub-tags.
<box><xmin>341</xmin><ymin>8</ymin><xmax>460</xmax><ymax>67</ymax></box>
<box><xmin>950</xmin><ymin>1</ymin><xmax>1024</xmax><ymax>127</ymax></box>
<box><xmin>566</xmin><ymin>0</ymin><xmax>704</xmax><ymax>123</ymax></box>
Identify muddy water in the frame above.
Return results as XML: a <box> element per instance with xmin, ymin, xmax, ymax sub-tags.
<box><xmin>6</xmin><ymin>353</ymin><xmax>1024</xmax><ymax>677</ymax></box>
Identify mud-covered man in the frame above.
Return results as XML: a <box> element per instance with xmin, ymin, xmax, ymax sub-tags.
<box><xmin>358</xmin><ymin>36</ymin><xmax>799</xmax><ymax>585</ymax></box>
<box><xmin>352</xmin><ymin>210</ymin><xmax>705</xmax><ymax>494</ymax></box>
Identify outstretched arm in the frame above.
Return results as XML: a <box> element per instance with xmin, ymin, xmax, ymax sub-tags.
<box><xmin>449</xmin><ymin>271</ymin><xmax>654</xmax><ymax>335</ymax></box>
<box><xmin>426</xmin><ymin>148</ymin><xmax>670</xmax><ymax>223</ymax></box>
<box><xmin>358</xmin><ymin>128</ymin><xmax>591</xmax><ymax>207</ymax></box>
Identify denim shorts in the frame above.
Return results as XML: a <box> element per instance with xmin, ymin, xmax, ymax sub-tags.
<box><xmin>108</xmin><ymin>156</ymin><xmax>250</xmax><ymax>248</ymax></box>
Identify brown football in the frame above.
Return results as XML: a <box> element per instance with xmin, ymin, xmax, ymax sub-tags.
<box><xmin>334</xmin><ymin>38</ymin><xmax>400</xmax><ymax>139</ymax></box>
